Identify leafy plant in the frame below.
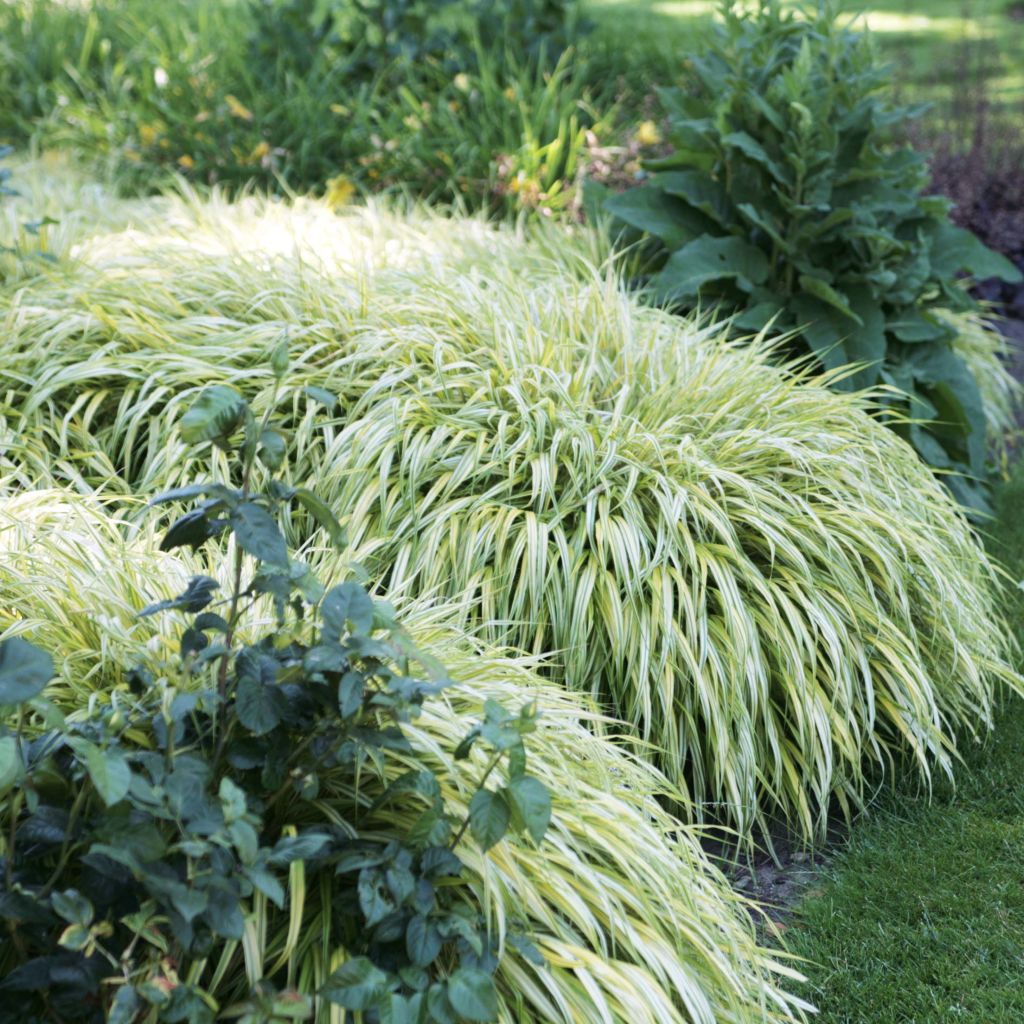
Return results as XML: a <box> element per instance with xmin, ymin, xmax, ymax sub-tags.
<box><xmin>3</xmin><ymin>188</ymin><xmax>1019</xmax><ymax>847</ymax></box>
<box><xmin>0</xmin><ymin>490</ymin><xmax>812</xmax><ymax>1024</ymax></box>
<box><xmin>604</xmin><ymin>0</ymin><xmax>1022</xmax><ymax>512</ymax></box>
<box><xmin>0</xmin><ymin>351</ymin><xmax>550</xmax><ymax>1022</ymax></box>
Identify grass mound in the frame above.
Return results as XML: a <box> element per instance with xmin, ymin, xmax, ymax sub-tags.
<box><xmin>0</xmin><ymin>488</ymin><xmax>808</xmax><ymax>1024</ymax></box>
<box><xmin>2</xmin><ymin>170</ymin><xmax>1020</xmax><ymax>843</ymax></box>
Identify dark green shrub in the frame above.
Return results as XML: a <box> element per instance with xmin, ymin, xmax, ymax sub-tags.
<box><xmin>604</xmin><ymin>0</ymin><xmax>1021</xmax><ymax>512</ymax></box>
<box><xmin>0</xmin><ymin>353</ymin><xmax>549</xmax><ymax>1022</ymax></box>
<box><xmin>246</xmin><ymin>0</ymin><xmax>582</xmax><ymax>82</ymax></box>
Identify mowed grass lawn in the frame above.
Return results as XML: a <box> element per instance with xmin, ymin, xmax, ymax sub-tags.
<box><xmin>585</xmin><ymin>0</ymin><xmax>1024</xmax><ymax>131</ymax></box>
<box><xmin>779</xmin><ymin>460</ymin><xmax>1024</xmax><ymax>1023</ymax></box>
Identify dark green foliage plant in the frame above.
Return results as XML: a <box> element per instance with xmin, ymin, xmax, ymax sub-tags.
<box><xmin>0</xmin><ymin>348</ymin><xmax>549</xmax><ymax>1022</ymax></box>
<box><xmin>246</xmin><ymin>0</ymin><xmax>581</xmax><ymax>81</ymax></box>
<box><xmin>605</xmin><ymin>0</ymin><xmax>1022</xmax><ymax>512</ymax></box>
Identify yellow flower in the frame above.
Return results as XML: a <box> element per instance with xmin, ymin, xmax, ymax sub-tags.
<box><xmin>324</xmin><ymin>174</ymin><xmax>356</xmax><ymax>209</ymax></box>
<box><xmin>250</xmin><ymin>140</ymin><xmax>271</xmax><ymax>162</ymax></box>
<box><xmin>504</xmin><ymin>86</ymin><xmax>516</xmax><ymax>101</ymax></box>
<box><xmin>177</xmin><ymin>154</ymin><xmax>195</xmax><ymax>170</ymax></box>
<box><xmin>225</xmin><ymin>94</ymin><xmax>254</xmax><ymax>122</ymax></box>
<box><xmin>454</xmin><ymin>72</ymin><xmax>471</xmax><ymax>93</ymax></box>
<box><xmin>139</xmin><ymin>123</ymin><xmax>159</xmax><ymax>147</ymax></box>
<box><xmin>636</xmin><ymin>120</ymin><xmax>662</xmax><ymax>147</ymax></box>
<box><xmin>330</xmin><ymin>103</ymin><xmax>349</xmax><ymax>116</ymax></box>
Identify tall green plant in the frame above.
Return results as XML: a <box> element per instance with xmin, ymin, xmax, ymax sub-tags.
<box><xmin>605</xmin><ymin>0</ymin><xmax>1021</xmax><ymax>512</ymax></box>
<box><xmin>0</xmin><ymin>351</ymin><xmax>549</xmax><ymax>1022</ymax></box>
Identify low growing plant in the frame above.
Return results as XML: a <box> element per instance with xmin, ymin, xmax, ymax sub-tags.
<box><xmin>0</xmin><ymin>350</ymin><xmax>551</xmax><ymax>1022</ymax></box>
<box><xmin>4</xmin><ymin>192</ymin><xmax>1018</xmax><ymax>846</ymax></box>
<box><xmin>604</xmin><ymin>0</ymin><xmax>1022</xmax><ymax>511</ymax></box>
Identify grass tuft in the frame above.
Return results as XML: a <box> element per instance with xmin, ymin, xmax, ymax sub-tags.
<box><xmin>1</xmin><ymin>165</ymin><xmax>1019</xmax><ymax>846</ymax></box>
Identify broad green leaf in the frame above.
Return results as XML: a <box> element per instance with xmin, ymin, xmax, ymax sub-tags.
<box><xmin>505</xmin><ymin>777</ymin><xmax>551</xmax><ymax>844</ymax></box>
<box><xmin>86</xmin><ymin>745</ymin><xmax>131</xmax><ymax>806</ymax></box>
<box><xmin>321</xmin><ymin>957</ymin><xmax>389</xmax><ymax>1010</ymax></box>
<box><xmin>406</xmin><ymin>915</ymin><xmax>443</xmax><ymax>967</ymax></box>
<box><xmin>654</xmin><ymin>234</ymin><xmax>770</xmax><ymax>301</ymax></box>
<box><xmin>886</xmin><ymin>308</ymin><xmax>954</xmax><ymax>344</ymax></box>
<box><xmin>468</xmin><ymin>788</ymin><xmax>510</xmax><ymax>851</ymax></box>
<box><xmin>653</xmin><ymin>170</ymin><xmax>733</xmax><ymax>227</ymax></box>
<box><xmin>52</xmin><ymin>889</ymin><xmax>94</xmax><ymax>927</ymax></box>
<box><xmin>446</xmin><ymin>968</ymin><xmax>497</xmax><ymax>1022</ymax></box>
<box><xmin>180</xmin><ymin>385</ymin><xmax>247</xmax><ymax>444</ymax></box>
<box><xmin>268</xmin><ymin>832</ymin><xmax>331</xmax><ymax>866</ymax></box>
<box><xmin>159</xmin><ymin>509</ymin><xmax>218</xmax><ymax>552</ymax></box>
<box><xmin>243</xmin><ymin>864</ymin><xmax>285</xmax><ymax>907</ymax></box>
<box><xmin>722</xmin><ymin>131</ymin><xmax>790</xmax><ymax>185</ymax></box>
<box><xmin>235</xmin><ymin>675</ymin><xmax>285</xmax><ymax>735</ymax></box>
<box><xmin>927</xmin><ymin>221</ymin><xmax>1022</xmax><ymax>283</ymax></box>
<box><xmin>205</xmin><ymin>888</ymin><xmax>245</xmax><ymax>939</ymax></box>
<box><xmin>0</xmin><ymin>637</ymin><xmax>54</xmax><ymax>705</ymax></box>
<box><xmin>797</xmin><ymin>275</ymin><xmax>862</xmax><ymax>324</ymax></box>
<box><xmin>791</xmin><ymin>293</ymin><xmax>851</xmax><ymax>375</ymax></box>
<box><xmin>230</xmin><ymin>502</ymin><xmax>289</xmax><ymax>569</ymax></box>
<box><xmin>603</xmin><ymin>187</ymin><xmax>714</xmax><ymax>249</ymax></box>
<box><xmin>843</xmin><ymin>284</ymin><xmax>887</xmax><ymax>389</ymax></box>
<box><xmin>322</xmin><ymin>582</ymin><xmax>375</xmax><ymax>637</ymax></box>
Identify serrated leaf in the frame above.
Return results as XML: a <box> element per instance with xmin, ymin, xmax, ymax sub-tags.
<box><xmin>0</xmin><ymin>637</ymin><xmax>54</xmax><ymax>705</ymax></box>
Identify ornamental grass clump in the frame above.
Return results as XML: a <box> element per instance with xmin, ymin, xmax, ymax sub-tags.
<box><xmin>1</xmin><ymin>179</ymin><xmax>1020</xmax><ymax>845</ymax></box>
<box><xmin>0</xmin><ymin>485</ymin><xmax>807</xmax><ymax>1024</ymax></box>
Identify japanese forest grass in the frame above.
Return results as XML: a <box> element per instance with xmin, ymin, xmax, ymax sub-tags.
<box><xmin>0</xmin><ymin>489</ymin><xmax>808</xmax><ymax>1024</ymax></box>
<box><xmin>1</xmin><ymin>169</ymin><xmax>1020</xmax><ymax>844</ymax></box>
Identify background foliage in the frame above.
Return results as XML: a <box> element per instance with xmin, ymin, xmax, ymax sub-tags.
<box><xmin>604</xmin><ymin>0</ymin><xmax>1021</xmax><ymax>512</ymax></box>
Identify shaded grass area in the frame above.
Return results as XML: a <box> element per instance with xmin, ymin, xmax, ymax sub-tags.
<box><xmin>782</xmin><ymin>461</ymin><xmax>1024</xmax><ymax>1022</ymax></box>
<box><xmin>585</xmin><ymin>0</ymin><xmax>1024</xmax><ymax>131</ymax></box>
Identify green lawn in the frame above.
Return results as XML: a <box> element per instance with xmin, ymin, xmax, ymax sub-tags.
<box><xmin>585</xmin><ymin>0</ymin><xmax>1024</xmax><ymax>135</ymax></box>
<box><xmin>779</xmin><ymin>462</ymin><xmax>1024</xmax><ymax>1023</ymax></box>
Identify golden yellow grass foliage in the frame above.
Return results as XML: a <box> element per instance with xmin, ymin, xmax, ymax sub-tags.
<box><xmin>0</xmin><ymin>488</ymin><xmax>808</xmax><ymax>1024</ymax></box>
<box><xmin>1</xmin><ymin>168</ymin><xmax>1019</xmax><ymax>844</ymax></box>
